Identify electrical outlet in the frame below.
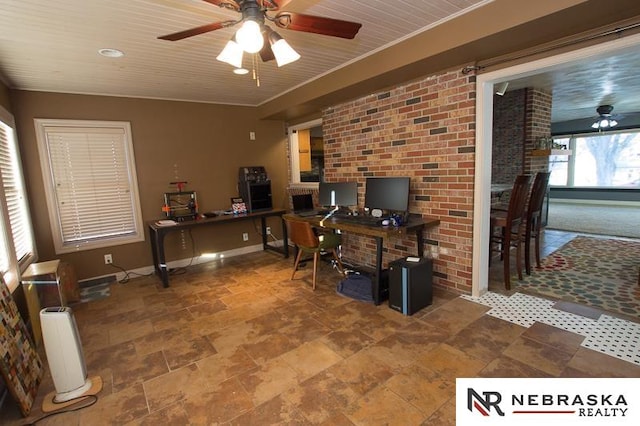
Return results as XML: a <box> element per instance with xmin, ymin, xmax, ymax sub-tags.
<box><xmin>242</xmin><ymin>232</ymin><xmax>249</xmax><ymax>241</ymax></box>
<box><xmin>266</xmin><ymin>226</ymin><xmax>271</xmax><ymax>235</ymax></box>
<box><xmin>104</xmin><ymin>254</ymin><xmax>113</xmax><ymax>265</ymax></box>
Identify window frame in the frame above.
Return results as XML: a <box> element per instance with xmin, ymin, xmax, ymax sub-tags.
<box><xmin>288</xmin><ymin>118</ymin><xmax>323</xmax><ymax>188</ymax></box>
<box><xmin>552</xmin><ymin>129</ymin><xmax>640</xmax><ymax>188</ymax></box>
<box><xmin>0</xmin><ymin>106</ymin><xmax>36</xmax><ymax>291</ymax></box>
<box><xmin>34</xmin><ymin>118</ymin><xmax>144</xmax><ymax>254</ymax></box>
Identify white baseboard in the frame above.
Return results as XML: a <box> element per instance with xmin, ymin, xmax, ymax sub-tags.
<box><xmin>550</xmin><ymin>198</ymin><xmax>640</xmax><ymax>207</ymax></box>
<box><xmin>89</xmin><ymin>240</ymin><xmax>283</xmax><ymax>284</ymax></box>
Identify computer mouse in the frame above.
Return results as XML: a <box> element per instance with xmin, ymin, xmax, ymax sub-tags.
<box><xmin>381</xmin><ymin>219</ymin><xmax>390</xmax><ymax>226</ymax></box>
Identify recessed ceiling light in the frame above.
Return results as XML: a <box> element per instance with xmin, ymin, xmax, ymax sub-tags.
<box><xmin>98</xmin><ymin>48</ymin><xmax>124</xmax><ymax>58</ymax></box>
<box><xmin>233</xmin><ymin>68</ymin><xmax>249</xmax><ymax>75</ymax></box>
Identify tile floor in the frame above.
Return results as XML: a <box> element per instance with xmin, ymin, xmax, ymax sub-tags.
<box><xmin>2</xmin><ymin>229</ymin><xmax>639</xmax><ymax>425</ymax></box>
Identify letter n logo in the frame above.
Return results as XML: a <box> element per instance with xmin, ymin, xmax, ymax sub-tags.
<box><xmin>467</xmin><ymin>388</ymin><xmax>505</xmax><ymax>416</ymax></box>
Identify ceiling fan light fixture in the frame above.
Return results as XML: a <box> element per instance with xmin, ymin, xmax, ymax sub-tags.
<box><xmin>591</xmin><ymin>105</ymin><xmax>619</xmax><ymax>130</ymax></box>
<box><xmin>235</xmin><ymin>20</ymin><xmax>264</xmax><ymax>54</ymax></box>
<box><xmin>592</xmin><ymin>118</ymin><xmax>618</xmax><ymax>129</ymax></box>
<box><xmin>216</xmin><ymin>39</ymin><xmax>244</xmax><ymax>68</ymax></box>
<box><xmin>268</xmin><ymin>31</ymin><xmax>300</xmax><ymax>67</ymax></box>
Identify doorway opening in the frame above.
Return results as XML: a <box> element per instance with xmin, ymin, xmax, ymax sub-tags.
<box><xmin>472</xmin><ymin>32</ymin><xmax>640</xmax><ymax>297</ymax></box>
<box><xmin>288</xmin><ymin>119</ymin><xmax>324</xmax><ymax>186</ymax></box>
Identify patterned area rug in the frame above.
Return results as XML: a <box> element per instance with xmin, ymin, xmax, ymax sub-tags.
<box><xmin>513</xmin><ymin>237</ymin><xmax>640</xmax><ymax>318</ymax></box>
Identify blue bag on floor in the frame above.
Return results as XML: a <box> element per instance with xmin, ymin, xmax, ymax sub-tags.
<box><xmin>336</xmin><ymin>273</ymin><xmax>374</xmax><ymax>303</ymax></box>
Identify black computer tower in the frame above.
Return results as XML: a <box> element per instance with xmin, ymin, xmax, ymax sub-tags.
<box><xmin>238</xmin><ymin>166</ymin><xmax>273</xmax><ymax>212</ymax></box>
<box><xmin>388</xmin><ymin>257</ymin><xmax>432</xmax><ymax>315</ymax></box>
<box><xmin>239</xmin><ymin>181</ymin><xmax>273</xmax><ymax>212</ymax></box>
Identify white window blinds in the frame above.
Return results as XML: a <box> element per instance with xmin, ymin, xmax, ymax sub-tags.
<box><xmin>0</xmin><ymin>107</ymin><xmax>35</xmax><ymax>291</ymax></box>
<box><xmin>35</xmin><ymin>120</ymin><xmax>144</xmax><ymax>253</ymax></box>
<box><xmin>0</xmin><ymin>124</ymin><xmax>12</xmax><ymax>276</ymax></box>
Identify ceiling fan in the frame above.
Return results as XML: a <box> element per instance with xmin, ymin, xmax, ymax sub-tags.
<box><xmin>158</xmin><ymin>0</ymin><xmax>363</xmax><ymax>68</ymax></box>
<box><xmin>591</xmin><ymin>105</ymin><xmax>622</xmax><ymax>130</ymax></box>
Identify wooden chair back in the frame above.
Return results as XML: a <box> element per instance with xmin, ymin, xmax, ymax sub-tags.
<box><xmin>506</xmin><ymin>174</ymin><xmax>532</xmax><ymax>231</ymax></box>
<box><xmin>527</xmin><ymin>171</ymin><xmax>551</xmax><ymax>219</ymax></box>
<box><xmin>524</xmin><ymin>171</ymin><xmax>551</xmax><ymax>275</ymax></box>
<box><xmin>286</xmin><ymin>219</ymin><xmax>319</xmax><ymax>249</ymax></box>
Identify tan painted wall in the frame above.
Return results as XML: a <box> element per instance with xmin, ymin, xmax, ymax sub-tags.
<box><xmin>0</xmin><ymin>80</ymin><xmax>11</xmax><ymax>111</ymax></box>
<box><xmin>10</xmin><ymin>90</ymin><xmax>287</xmax><ymax>280</ymax></box>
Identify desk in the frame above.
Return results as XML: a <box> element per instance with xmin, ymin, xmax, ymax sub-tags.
<box><xmin>284</xmin><ymin>213</ymin><xmax>440</xmax><ymax>305</ymax></box>
<box><xmin>148</xmin><ymin>209</ymin><xmax>289</xmax><ymax>287</ymax></box>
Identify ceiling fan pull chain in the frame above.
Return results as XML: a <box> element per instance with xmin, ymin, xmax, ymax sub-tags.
<box><xmin>252</xmin><ymin>54</ymin><xmax>260</xmax><ymax>87</ymax></box>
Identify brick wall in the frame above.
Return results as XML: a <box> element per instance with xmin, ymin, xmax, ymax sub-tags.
<box><xmin>492</xmin><ymin>87</ymin><xmax>552</xmax><ymax>181</ymax></box>
<box><xmin>524</xmin><ymin>88</ymin><xmax>553</xmax><ymax>174</ymax></box>
<box><xmin>492</xmin><ymin>89</ymin><xmax>526</xmax><ymax>184</ymax></box>
<box><xmin>322</xmin><ymin>70</ymin><xmax>476</xmax><ymax>294</ymax></box>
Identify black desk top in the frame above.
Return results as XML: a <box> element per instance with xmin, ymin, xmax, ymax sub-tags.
<box><xmin>284</xmin><ymin>213</ymin><xmax>439</xmax><ymax>238</ymax></box>
<box><xmin>149</xmin><ymin>208</ymin><xmax>287</xmax><ymax>232</ymax></box>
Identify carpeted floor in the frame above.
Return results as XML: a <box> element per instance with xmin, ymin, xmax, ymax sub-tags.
<box><xmin>513</xmin><ymin>236</ymin><xmax>640</xmax><ymax>318</ymax></box>
<box><xmin>547</xmin><ymin>201</ymin><xmax>640</xmax><ymax>238</ymax></box>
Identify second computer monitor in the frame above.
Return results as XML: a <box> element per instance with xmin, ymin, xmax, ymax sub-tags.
<box><xmin>364</xmin><ymin>177</ymin><xmax>410</xmax><ymax>213</ymax></box>
<box><xmin>318</xmin><ymin>181</ymin><xmax>358</xmax><ymax>207</ymax></box>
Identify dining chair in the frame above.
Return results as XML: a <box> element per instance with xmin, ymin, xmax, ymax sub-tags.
<box><xmin>489</xmin><ymin>174</ymin><xmax>532</xmax><ymax>290</ymax></box>
<box><xmin>524</xmin><ymin>171</ymin><xmax>551</xmax><ymax>275</ymax></box>
<box><xmin>285</xmin><ymin>218</ymin><xmax>345</xmax><ymax>290</ymax></box>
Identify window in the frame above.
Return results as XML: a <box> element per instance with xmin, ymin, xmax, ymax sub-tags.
<box><xmin>35</xmin><ymin>119</ymin><xmax>144</xmax><ymax>254</ymax></box>
<box><xmin>0</xmin><ymin>106</ymin><xmax>36</xmax><ymax>291</ymax></box>
<box><xmin>288</xmin><ymin>119</ymin><xmax>325</xmax><ymax>185</ymax></box>
<box><xmin>549</xmin><ymin>136</ymin><xmax>570</xmax><ymax>186</ymax></box>
<box><xmin>551</xmin><ymin>130</ymin><xmax>640</xmax><ymax>188</ymax></box>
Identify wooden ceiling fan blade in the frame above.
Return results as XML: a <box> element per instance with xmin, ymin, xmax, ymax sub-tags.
<box><xmin>201</xmin><ymin>0</ymin><xmax>240</xmax><ymax>11</ymax></box>
<box><xmin>158</xmin><ymin>21</ymin><xmax>234</xmax><ymax>41</ymax></box>
<box><xmin>274</xmin><ymin>12</ymin><xmax>362</xmax><ymax>39</ymax></box>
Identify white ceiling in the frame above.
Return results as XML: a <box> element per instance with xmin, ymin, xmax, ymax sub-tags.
<box><xmin>505</xmin><ymin>45</ymin><xmax>640</xmax><ymax>124</ymax></box>
<box><xmin>1</xmin><ymin>0</ymin><xmax>639</xmax><ymax>124</ymax></box>
<box><xmin>0</xmin><ymin>0</ymin><xmax>488</xmax><ymax>105</ymax></box>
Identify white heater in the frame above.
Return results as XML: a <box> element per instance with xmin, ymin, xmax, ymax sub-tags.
<box><xmin>40</xmin><ymin>307</ymin><xmax>92</xmax><ymax>402</ymax></box>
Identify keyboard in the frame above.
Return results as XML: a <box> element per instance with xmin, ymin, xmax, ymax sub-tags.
<box><xmin>334</xmin><ymin>214</ymin><xmax>383</xmax><ymax>226</ymax></box>
<box><xmin>296</xmin><ymin>210</ymin><xmax>320</xmax><ymax>217</ymax></box>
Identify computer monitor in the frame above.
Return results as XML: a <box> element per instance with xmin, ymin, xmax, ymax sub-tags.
<box><xmin>318</xmin><ymin>181</ymin><xmax>358</xmax><ymax>207</ymax></box>
<box><xmin>364</xmin><ymin>177</ymin><xmax>411</xmax><ymax>213</ymax></box>
<box><xmin>292</xmin><ymin>193</ymin><xmax>314</xmax><ymax>213</ymax></box>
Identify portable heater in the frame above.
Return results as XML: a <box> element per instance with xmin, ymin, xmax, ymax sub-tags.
<box><xmin>39</xmin><ymin>307</ymin><xmax>92</xmax><ymax>402</ymax></box>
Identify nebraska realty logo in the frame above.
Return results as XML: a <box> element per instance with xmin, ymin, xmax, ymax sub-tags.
<box><xmin>456</xmin><ymin>378</ymin><xmax>640</xmax><ymax>425</ymax></box>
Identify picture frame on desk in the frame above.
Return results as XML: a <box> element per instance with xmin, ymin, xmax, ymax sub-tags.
<box><xmin>231</xmin><ymin>197</ymin><xmax>247</xmax><ymax>214</ymax></box>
